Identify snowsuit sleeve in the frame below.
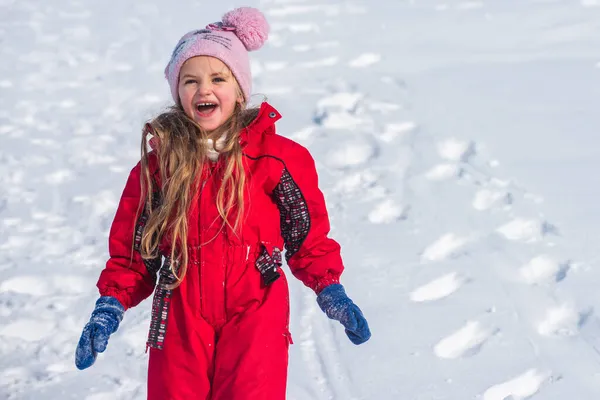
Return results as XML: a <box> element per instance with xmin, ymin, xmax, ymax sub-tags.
<box><xmin>273</xmin><ymin>143</ymin><xmax>344</xmax><ymax>294</ymax></box>
<box><xmin>96</xmin><ymin>162</ymin><xmax>161</xmax><ymax>310</ymax></box>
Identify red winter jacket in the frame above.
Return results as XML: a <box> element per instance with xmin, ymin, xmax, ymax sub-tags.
<box><xmin>96</xmin><ymin>102</ymin><xmax>344</xmax><ymax>315</ymax></box>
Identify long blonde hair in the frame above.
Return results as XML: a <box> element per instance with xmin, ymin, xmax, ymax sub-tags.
<box><xmin>138</xmin><ymin>102</ymin><xmax>259</xmax><ymax>289</ymax></box>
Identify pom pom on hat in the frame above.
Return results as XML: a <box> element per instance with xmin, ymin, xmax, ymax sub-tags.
<box><xmin>222</xmin><ymin>7</ymin><xmax>269</xmax><ymax>51</ymax></box>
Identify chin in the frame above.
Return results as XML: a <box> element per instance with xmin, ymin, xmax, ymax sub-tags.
<box><xmin>196</xmin><ymin>121</ymin><xmax>220</xmax><ymax>131</ymax></box>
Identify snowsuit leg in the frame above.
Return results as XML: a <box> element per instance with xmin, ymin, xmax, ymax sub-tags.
<box><xmin>147</xmin><ymin>261</ymin><xmax>215</xmax><ymax>400</ymax></box>
<box><xmin>210</xmin><ymin>263</ymin><xmax>292</xmax><ymax>400</ymax></box>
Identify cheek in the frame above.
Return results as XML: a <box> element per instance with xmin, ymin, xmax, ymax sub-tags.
<box><xmin>219</xmin><ymin>89</ymin><xmax>238</xmax><ymax>112</ymax></box>
<box><xmin>178</xmin><ymin>85</ymin><xmax>195</xmax><ymax>116</ymax></box>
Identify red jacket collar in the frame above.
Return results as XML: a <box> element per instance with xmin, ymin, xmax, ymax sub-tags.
<box><xmin>239</xmin><ymin>102</ymin><xmax>281</xmax><ymax>147</ymax></box>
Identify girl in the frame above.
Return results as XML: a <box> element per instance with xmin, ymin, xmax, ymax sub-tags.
<box><xmin>75</xmin><ymin>7</ymin><xmax>370</xmax><ymax>400</ymax></box>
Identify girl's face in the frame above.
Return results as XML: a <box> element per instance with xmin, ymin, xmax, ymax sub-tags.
<box><xmin>178</xmin><ymin>56</ymin><xmax>243</xmax><ymax>132</ymax></box>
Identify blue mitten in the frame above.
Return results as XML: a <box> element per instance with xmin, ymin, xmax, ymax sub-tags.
<box><xmin>75</xmin><ymin>296</ymin><xmax>125</xmax><ymax>370</ymax></box>
<box><xmin>317</xmin><ymin>284</ymin><xmax>371</xmax><ymax>345</ymax></box>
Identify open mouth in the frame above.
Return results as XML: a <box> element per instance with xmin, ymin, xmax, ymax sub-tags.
<box><xmin>195</xmin><ymin>102</ymin><xmax>218</xmax><ymax>117</ymax></box>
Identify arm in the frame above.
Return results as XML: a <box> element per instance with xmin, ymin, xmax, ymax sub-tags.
<box><xmin>273</xmin><ymin>143</ymin><xmax>343</xmax><ymax>294</ymax></box>
<box><xmin>273</xmin><ymin>143</ymin><xmax>371</xmax><ymax>345</ymax></box>
<box><xmin>96</xmin><ymin>162</ymin><xmax>161</xmax><ymax>310</ymax></box>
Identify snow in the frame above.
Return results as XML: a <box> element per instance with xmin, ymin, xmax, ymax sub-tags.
<box><xmin>433</xmin><ymin>320</ymin><xmax>493</xmax><ymax>359</ymax></box>
<box><xmin>425</xmin><ymin>163</ymin><xmax>461</xmax><ymax>181</ymax></box>
<box><xmin>421</xmin><ymin>233</ymin><xmax>469</xmax><ymax>262</ymax></box>
<box><xmin>3</xmin><ymin>0</ymin><xmax>600</xmax><ymax>399</ymax></box>
<box><xmin>367</xmin><ymin>199</ymin><xmax>406</xmax><ymax>224</ymax></box>
<box><xmin>348</xmin><ymin>53</ymin><xmax>382</xmax><ymax>68</ymax></box>
<box><xmin>496</xmin><ymin>218</ymin><xmax>545</xmax><ymax>242</ymax></box>
<box><xmin>473</xmin><ymin>188</ymin><xmax>512</xmax><ymax>211</ymax></box>
<box><xmin>519</xmin><ymin>255</ymin><xmax>566</xmax><ymax>285</ymax></box>
<box><xmin>327</xmin><ymin>141</ymin><xmax>376</xmax><ymax>168</ymax></box>
<box><xmin>482</xmin><ymin>369</ymin><xmax>551</xmax><ymax>400</ymax></box>
<box><xmin>437</xmin><ymin>138</ymin><xmax>475</xmax><ymax>163</ymax></box>
<box><xmin>409</xmin><ymin>272</ymin><xmax>466</xmax><ymax>303</ymax></box>
<box><xmin>537</xmin><ymin>304</ymin><xmax>582</xmax><ymax>337</ymax></box>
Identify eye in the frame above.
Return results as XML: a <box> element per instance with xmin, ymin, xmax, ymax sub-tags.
<box><xmin>213</xmin><ymin>77</ymin><xmax>226</xmax><ymax>83</ymax></box>
<box><xmin>184</xmin><ymin>79</ymin><xmax>197</xmax><ymax>85</ymax></box>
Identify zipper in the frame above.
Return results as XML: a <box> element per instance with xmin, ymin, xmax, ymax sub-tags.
<box><xmin>199</xmin><ymin>175</ymin><xmax>207</xmax><ymax>314</ymax></box>
<box><xmin>283</xmin><ymin>272</ymin><xmax>293</xmax><ymax>345</ymax></box>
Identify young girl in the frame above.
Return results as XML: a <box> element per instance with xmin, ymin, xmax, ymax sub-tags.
<box><xmin>75</xmin><ymin>7</ymin><xmax>370</xmax><ymax>399</ymax></box>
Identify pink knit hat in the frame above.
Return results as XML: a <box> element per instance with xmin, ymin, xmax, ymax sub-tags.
<box><xmin>164</xmin><ymin>7</ymin><xmax>269</xmax><ymax>103</ymax></box>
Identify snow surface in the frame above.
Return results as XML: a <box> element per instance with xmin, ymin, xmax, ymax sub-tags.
<box><xmin>2</xmin><ymin>0</ymin><xmax>600</xmax><ymax>399</ymax></box>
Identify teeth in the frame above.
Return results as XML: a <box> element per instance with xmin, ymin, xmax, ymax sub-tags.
<box><xmin>197</xmin><ymin>103</ymin><xmax>216</xmax><ymax>107</ymax></box>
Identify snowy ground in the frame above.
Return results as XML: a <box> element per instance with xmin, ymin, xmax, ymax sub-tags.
<box><xmin>2</xmin><ymin>0</ymin><xmax>600</xmax><ymax>399</ymax></box>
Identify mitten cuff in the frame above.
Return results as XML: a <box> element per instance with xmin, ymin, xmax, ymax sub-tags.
<box><xmin>316</xmin><ymin>283</ymin><xmax>346</xmax><ymax>313</ymax></box>
<box><xmin>314</xmin><ymin>276</ymin><xmax>341</xmax><ymax>295</ymax></box>
<box><xmin>95</xmin><ymin>296</ymin><xmax>125</xmax><ymax>313</ymax></box>
<box><xmin>92</xmin><ymin>296</ymin><xmax>125</xmax><ymax>331</ymax></box>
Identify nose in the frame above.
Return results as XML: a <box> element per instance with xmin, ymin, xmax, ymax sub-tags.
<box><xmin>197</xmin><ymin>81</ymin><xmax>212</xmax><ymax>96</ymax></box>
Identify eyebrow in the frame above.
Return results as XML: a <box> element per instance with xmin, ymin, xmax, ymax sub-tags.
<box><xmin>181</xmin><ymin>72</ymin><xmax>229</xmax><ymax>79</ymax></box>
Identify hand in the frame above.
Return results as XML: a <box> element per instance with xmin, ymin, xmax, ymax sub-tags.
<box><xmin>317</xmin><ymin>284</ymin><xmax>371</xmax><ymax>345</ymax></box>
<box><xmin>75</xmin><ymin>296</ymin><xmax>125</xmax><ymax>370</ymax></box>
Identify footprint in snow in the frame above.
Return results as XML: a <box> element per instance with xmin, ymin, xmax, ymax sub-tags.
<box><xmin>349</xmin><ymin>53</ymin><xmax>381</xmax><ymax>68</ymax></box>
<box><xmin>421</xmin><ymin>233</ymin><xmax>469</xmax><ymax>262</ymax></box>
<box><xmin>519</xmin><ymin>255</ymin><xmax>570</xmax><ymax>284</ymax></box>
<box><xmin>482</xmin><ymin>369</ymin><xmax>550</xmax><ymax>400</ymax></box>
<box><xmin>367</xmin><ymin>199</ymin><xmax>407</xmax><ymax>224</ymax></box>
<box><xmin>326</xmin><ymin>140</ymin><xmax>377</xmax><ymax>169</ymax></box>
<box><xmin>410</xmin><ymin>272</ymin><xmax>467</xmax><ymax>303</ymax></box>
<box><xmin>333</xmin><ymin>170</ymin><xmax>378</xmax><ymax>194</ymax></box>
<box><xmin>473</xmin><ymin>189</ymin><xmax>513</xmax><ymax>211</ymax></box>
<box><xmin>496</xmin><ymin>218</ymin><xmax>556</xmax><ymax>242</ymax></box>
<box><xmin>437</xmin><ymin>138</ymin><xmax>476</xmax><ymax>163</ymax></box>
<box><xmin>378</xmin><ymin>122</ymin><xmax>417</xmax><ymax>143</ymax></box>
<box><xmin>333</xmin><ymin>170</ymin><xmax>387</xmax><ymax>201</ymax></box>
<box><xmin>434</xmin><ymin>320</ymin><xmax>494</xmax><ymax>359</ymax></box>
<box><xmin>537</xmin><ymin>304</ymin><xmax>590</xmax><ymax>337</ymax></box>
<box><xmin>315</xmin><ymin>91</ymin><xmax>361</xmax><ymax>114</ymax></box>
<box><xmin>424</xmin><ymin>163</ymin><xmax>462</xmax><ymax>181</ymax></box>
<box><xmin>313</xmin><ymin>92</ymin><xmax>369</xmax><ymax>129</ymax></box>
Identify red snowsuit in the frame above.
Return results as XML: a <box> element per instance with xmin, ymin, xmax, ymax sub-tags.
<box><xmin>96</xmin><ymin>102</ymin><xmax>345</xmax><ymax>399</ymax></box>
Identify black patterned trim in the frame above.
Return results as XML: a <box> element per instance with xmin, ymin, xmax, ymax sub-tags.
<box><xmin>256</xmin><ymin>245</ymin><xmax>282</xmax><ymax>285</ymax></box>
<box><xmin>272</xmin><ymin>168</ymin><xmax>311</xmax><ymax>262</ymax></box>
<box><xmin>146</xmin><ymin>257</ymin><xmax>178</xmax><ymax>350</ymax></box>
<box><xmin>133</xmin><ymin>191</ymin><xmax>162</xmax><ymax>276</ymax></box>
